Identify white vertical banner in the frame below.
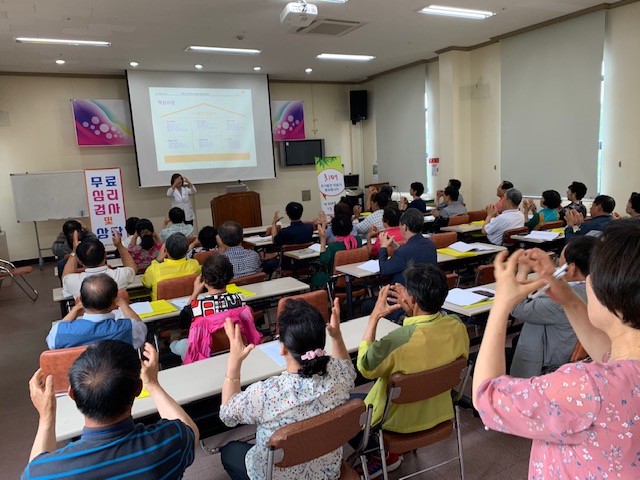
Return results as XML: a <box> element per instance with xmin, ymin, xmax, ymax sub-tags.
<box><xmin>315</xmin><ymin>156</ymin><xmax>345</xmax><ymax>215</ymax></box>
<box><xmin>84</xmin><ymin>168</ymin><xmax>127</xmax><ymax>246</ymax></box>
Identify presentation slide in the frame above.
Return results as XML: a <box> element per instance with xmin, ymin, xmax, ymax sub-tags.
<box><xmin>127</xmin><ymin>71</ymin><xmax>275</xmax><ymax>188</ymax></box>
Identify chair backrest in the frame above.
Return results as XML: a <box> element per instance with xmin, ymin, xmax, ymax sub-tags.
<box><xmin>445</xmin><ymin>272</ymin><xmax>459</xmax><ymax>289</ymax></box>
<box><xmin>40</xmin><ymin>345</ymin><xmax>89</xmax><ymax>394</ymax></box>
<box><xmin>231</xmin><ymin>272</ymin><xmax>268</xmax><ymax>286</ymax></box>
<box><xmin>570</xmin><ymin>340</ymin><xmax>589</xmax><ymax>362</ymax></box>
<box><xmin>474</xmin><ymin>265</ymin><xmax>495</xmax><ymax>286</ymax></box>
<box><xmin>156</xmin><ymin>273</ymin><xmax>200</xmax><ymax>300</ymax></box>
<box><xmin>194</xmin><ymin>249</ymin><xmax>220</xmax><ymax>265</ymax></box>
<box><xmin>267</xmin><ymin>398</ymin><xmax>367</xmax><ymax>469</ymax></box>
<box><xmin>333</xmin><ymin>246</ymin><xmax>370</xmax><ymax>289</ymax></box>
<box><xmin>388</xmin><ymin>357</ymin><xmax>467</xmax><ymax>405</ymax></box>
<box><xmin>467</xmin><ymin>210</ymin><xmax>487</xmax><ymax>222</ymax></box>
<box><xmin>538</xmin><ymin>220</ymin><xmax>564</xmax><ymax>230</ymax></box>
<box><xmin>276</xmin><ymin>290</ymin><xmax>330</xmax><ymax>333</ymax></box>
<box><xmin>431</xmin><ymin>232</ymin><xmax>457</xmax><ymax>249</ymax></box>
<box><xmin>333</xmin><ymin>246</ymin><xmax>370</xmax><ymax>273</ymax></box>
<box><xmin>502</xmin><ymin>227</ymin><xmax>529</xmax><ymax>246</ymax></box>
<box><xmin>447</xmin><ymin>214</ymin><xmax>470</xmax><ymax>227</ymax></box>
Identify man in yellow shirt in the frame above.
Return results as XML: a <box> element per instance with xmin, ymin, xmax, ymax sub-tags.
<box><xmin>357</xmin><ymin>263</ymin><xmax>469</xmax><ymax>476</ymax></box>
<box><xmin>142</xmin><ymin>233</ymin><xmax>201</xmax><ymax>300</ymax></box>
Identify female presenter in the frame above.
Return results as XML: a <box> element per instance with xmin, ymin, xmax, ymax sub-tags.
<box><xmin>167</xmin><ymin>173</ymin><xmax>197</xmax><ymax>225</ymax></box>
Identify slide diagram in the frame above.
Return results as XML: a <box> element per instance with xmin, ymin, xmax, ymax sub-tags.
<box><xmin>149</xmin><ymin>87</ymin><xmax>258</xmax><ymax>171</ymax></box>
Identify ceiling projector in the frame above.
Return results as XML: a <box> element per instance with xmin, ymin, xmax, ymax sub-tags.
<box><xmin>280</xmin><ymin>2</ymin><xmax>318</xmax><ymax>27</ymax></box>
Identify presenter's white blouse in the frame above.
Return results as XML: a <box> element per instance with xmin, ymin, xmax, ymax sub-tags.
<box><xmin>166</xmin><ymin>185</ymin><xmax>197</xmax><ymax>221</ymax></box>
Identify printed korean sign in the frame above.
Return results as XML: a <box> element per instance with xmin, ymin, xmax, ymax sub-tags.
<box><xmin>315</xmin><ymin>156</ymin><xmax>345</xmax><ymax>215</ymax></box>
<box><xmin>84</xmin><ymin>168</ymin><xmax>126</xmax><ymax>246</ymax></box>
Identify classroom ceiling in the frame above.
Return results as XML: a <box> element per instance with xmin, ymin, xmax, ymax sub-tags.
<box><xmin>0</xmin><ymin>0</ymin><xmax>617</xmax><ymax>82</ymax></box>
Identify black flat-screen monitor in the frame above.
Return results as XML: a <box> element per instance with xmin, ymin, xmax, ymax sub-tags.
<box><xmin>279</xmin><ymin>139</ymin><xmax>324</xmax><ymax>167</ymax></box>
<box><xmin>344</xmin><ymin>174</ymin><xmax>359</xmax><ymax>188</ymax></box>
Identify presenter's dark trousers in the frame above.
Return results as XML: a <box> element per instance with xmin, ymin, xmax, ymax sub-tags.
<box><xmin>220</xmin><ymin>441</ymin><xmax>252</xmax><ymax>480</ymax></box>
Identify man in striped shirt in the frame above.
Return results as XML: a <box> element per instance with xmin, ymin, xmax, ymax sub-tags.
<box><xmin>22</xmin><ymin>340</ymin><xmax>198</xmax><ymax>480</ymax></box>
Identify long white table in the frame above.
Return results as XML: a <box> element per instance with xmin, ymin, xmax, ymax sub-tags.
<box><xmin>52</xmin><ymin>277</ymin><xmax>310</xmax><ymax>325</ymax></box>
<box><xmin>441</xmin><ymin>222</ymin><xmax>485</xmax><ymax>234</ymax></box>
<box><xmin>54</xmin><ymin>315</ymin><xmax>400</xmax><ymax>441</ymax></box>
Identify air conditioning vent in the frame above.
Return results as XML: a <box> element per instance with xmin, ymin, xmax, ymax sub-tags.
<box><xmin>296</xmin><ymin>19</ymin><xmax>362</xmax><ymax>36</ymax></box>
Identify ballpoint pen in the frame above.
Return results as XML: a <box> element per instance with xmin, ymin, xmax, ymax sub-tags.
<box><xmin>528</xmin><ymin>262</ymin><xmax>568</xmax><ymax>299</ymax></box>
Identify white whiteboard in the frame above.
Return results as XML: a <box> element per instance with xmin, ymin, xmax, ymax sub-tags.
<box><xmin>10</xmin><ymin>171</ymin><xmax>89</xmax><ymax>222</ymax></box>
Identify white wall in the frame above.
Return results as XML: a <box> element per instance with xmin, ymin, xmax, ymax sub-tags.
<box><xmin>601</xmin><ymin>1</ymin><xmax>640</xmax><ymax>208</ymax></box>
<box><xmin>0</xmin><ymin>76</ymin><xmax>354</xmax><ymax>261</ymax></box>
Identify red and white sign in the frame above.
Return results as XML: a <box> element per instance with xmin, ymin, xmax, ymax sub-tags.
<box><xmin>428</xmin><ymin>157</ymin><xmax>440</xmax><ymax>176</ymax></box>
<box><xmin>84</xmin><ymin>168</ymin><xmax>126</xmax><ymax>246</ymax></box>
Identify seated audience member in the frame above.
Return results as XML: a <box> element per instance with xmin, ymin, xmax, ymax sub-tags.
<box><xmin>186</xmin><ymin>226</ymin><xmax>218</xmax><ymax>260</ymax></box>
<box><xmin>217</xmin><ymin>221</ymin><xmax>262</xmax><ymax>278</ymax></box>
<box><xmin>495</xmin><ymin>180</ymin><xmax>514</xmax><ymax>213</ymax></box>
<box><xmin>509</xmin><ymin>236</ymin><xmax>597</xmax><ymax>377</ymax></box>
<box><xmin>52</xmin><ymin>219</ymin><xmax>95</xmax><ymax>259</ymax></box>
<box><xmin>47</xmin><ymin>274</ymin><xmax>147</xmax><ymax>349</ymax></box>
<box><xmin>433</xmin><ymin>186</ymin><xmax>467</xmax><ymax>228</ymax></box>
<box><xmin>354</xmin><ymin>192</ymin><xmax>389</xmax><ymax>235</ymax></box>
<box><xmin>127</xmin><ymin>218</ymin><xmax>162</xmax><ymax>270</ymax></box>
<box><xmin>362</xmin><ymin>208</ymin><xmax>438</xmax><ymax>323</ymax></box>
<box><xmin>564</xmin><ymin>194</ymin><xmax>615</xmax><ymax>239</ymax></box>
<box><xmin>626</xmin><ymin>192</ymin><xmax>640</xmax><ymax>218</ymax></box>
<box><xmin>324</xmin><ymin>202</ymin><xmax>358</xmax><ymax>242</ymax></box>
<box><xmin>170</xmin><ymin>255</ymin><xmax>243</xmax><ymax>361</ymax></box>
<box><xmin>400</xmin><ymin>182</ymin><xmax>427</xmax><ymax>213</ymax></box>
<box><xmin>311</xmin><ymin>214</ymin><xmax>363</xmax><ymax>289</ymax></box>
<box><xmin>121</xmin><ymin>216</ymin><xmax>140</xmax><ymax>249</ymax></box>
<box><xmin>142</xmin><ymin>232</ymin><xmax>201</xmax><ymax>301</ymax></box>
<box><xmin>473</xmin><ymin>219</ymin><xmax>640</xmax><ymax>480</ymax></box>
<box><xmin>560</xmin><ymin>181</ymin><xmax>588</xmax><ymax>219</ymax></box>
<box><xmin>356</xmin><ymin>266</ymin><xmax>470</xmax><ymax>477</ymax></box>
<box><xmin>523</xmin><ymin>189</ymin><xmax>561</xmax><ymax>230</ymax></box>
<box><xmin>436</xmin><ymin>179</ymin><xmax>465</xmax><ymax>209</ymax></box>
<box><xmin>263</xmin><ymin>202</ymin><xmax>314</xmax><ymax>277</ymax></box>
<box><xmin>158</xmin><ymin>207</ymin><xmax>195</xmax><ymax>243</ymax></box>
<box><xmin>53</xmin><ymin>220</ymin><xmax>96</xmax><ymax>279</ymax></box>
<box><xmin>219</xmin><ymin>298</ymin><xmax>356</xmax><ymax>480</ymax></box>
<box><xmin>368</xmin><ymin>207</ymin><xmax>403</xmax><ymax>258</ymax></box>
<box><xmin>366</xmin><ymin>185</ymin><xmax>398</xmax><ymax>211</ymax></box>
<box><xmin>22</xmin><ymin>341</ymin><xmax>197</xmax><ymax>479</ymax></box>
<box><xmin>62</xmin><ymin>230</ymin><xmax>137</xmax><ymax>298</ymax></box>
<box><xmin>482</xmin><ymin>188</ymin><xmax>526</xmax><ymax>245</ymax></box>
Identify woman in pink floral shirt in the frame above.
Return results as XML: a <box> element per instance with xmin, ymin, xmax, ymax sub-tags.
<box><xmin>127</xmin><ymin>218</ymin><xmax>163</xmax><ymax>270</ymax></box>
<box><xmin>473</xmin><ymin>218</ymin><xmax>640</xmax><ymax>480</ymax></box>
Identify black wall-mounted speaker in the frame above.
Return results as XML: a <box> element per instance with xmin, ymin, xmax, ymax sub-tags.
<box><xmin>350</xmin><ymin>90</ymin><xmax>368</xmax><ymax>125</ymax></box>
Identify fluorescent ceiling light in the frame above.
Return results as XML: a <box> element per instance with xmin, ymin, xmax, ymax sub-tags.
<box><xmin>129</xmin><ymin>61</ymin><xmax>139</xmax><ymax>67</ymax></box>
<box><xmin>186</xmin><ymin>46</ymin><xmax>260</xmax><ymax>55</ymax></box>
<box><xmin>317</xmin><ymin>53</ymin><xmax>375</xmax><ymax>61</ymax></box>
<box><xmin>253</xmin><ymin>66</ymin><xmax>262</xmax><ymax>71</ymax></box>
<box><xmin>316</xmin><ymin>0</ymin><xmax>348</xmax><ymax>3</ymax></box>
<box><xmin>55</xmin><ymin>59</ymin><xmax>65</xmax><ymax>65</ymax></box>
<box><xmin>195</xmin><ymin>64</ymin><xmax>204</xmax><ymax>69</ymax></box>
<box><xmin>15</xmin><ymin>37</ymin><xmax>110</xmax><ymax>46</ymax></box>
<box><xmin>305</xmin><ymin>68</ymin><xmax>313</xmax><ymax>74</ymax></box>
<box><xmin>419</xmin><ymin>5</ymin><xmax>495</xmax><ymax>19</ymax></box>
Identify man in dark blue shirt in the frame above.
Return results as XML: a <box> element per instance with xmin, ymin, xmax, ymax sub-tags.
<box><xmin>264</xmin><ymin>202</ymin><xmax>314</xmax><ymax>277</ymax></box>
<box><xmin>22</xmin><ymin>340</ymin><xmax>198</xmax><ymax>480</ymax></box>
<box><xmin>565</xmin><ymin>194</ymin><xmax>615</xmax><ymax>240</ymax></box>
<box><xmin>362</xmin><ymin>208</ymin><xmax>437</xmax><ymax>323</ymax></box>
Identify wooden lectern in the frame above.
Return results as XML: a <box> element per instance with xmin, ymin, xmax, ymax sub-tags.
<box><xmin>210</xmin><ymin>191</ymin><xmax>262</xmax><ymax>228</ymax></box>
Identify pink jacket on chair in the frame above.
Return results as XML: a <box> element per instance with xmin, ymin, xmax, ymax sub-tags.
<box><xmin>183</xmin><ymin>306</ymin><xmax>262</xmax><ymax>365</ymax></box>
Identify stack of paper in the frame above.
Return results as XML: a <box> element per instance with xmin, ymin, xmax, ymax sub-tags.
<box><xmin>524</xmin><ymin>231</ymin><xmax>559</xmax><ymax>241</ymax></box>
<box><xmin>308</xmin><ymin>243</ymin><xmax>322</xmax><ymax>252</ymax></box>
<box><xmin>448</xmin><ymin>241</ymin><xmax>494</xmax><ymax>253</ymax></box>
<box><xmin>445</xmin><ymin>288</ymin><xmax>495</xmax><ymax>307</ymax></box>
<box><xmin>358</xmin><ymin>259</ymin><xmax>380</xmax><ymax>273</ymax></box>
<box><xmin>246</xmin><ymin>235</ymin><xmax>272</xmax><ymax>243</ymax></box>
